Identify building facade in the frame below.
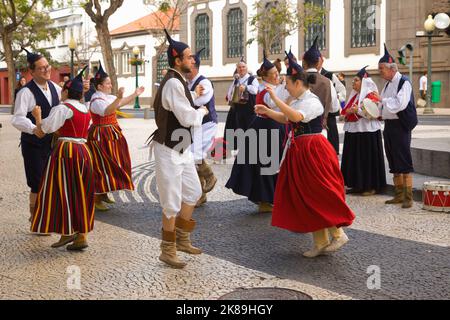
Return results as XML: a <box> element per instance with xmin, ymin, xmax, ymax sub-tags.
<box><xmin>181</xmin><ymin>0</ymin><xmax>450</xmax><ymax>107</ymax></box>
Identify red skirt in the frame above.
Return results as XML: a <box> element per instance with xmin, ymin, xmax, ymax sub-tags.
<box><xmin>31</xmin><ymin>141</ymin><xmax>95</xmax><ymax>235</ymax></box>
<box><xmin>87</xmin><ymin>124</ymin><xmax>134</xmax><ymax>194</ymax></box>
<box><xmin>272</xmin><ymin>134</ymin><xmax>355</xmax><ymax>233</ymax></box>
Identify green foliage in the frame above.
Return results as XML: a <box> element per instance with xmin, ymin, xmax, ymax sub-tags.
<box><xmin>247</xmin><ymin>0</ymin><xmax>326</xmax><ymax>54</ymax></box>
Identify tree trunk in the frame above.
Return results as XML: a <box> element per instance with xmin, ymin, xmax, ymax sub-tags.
<box><xmin>96</xmin><ymin>22</ymin><xmax>118</xmax><ymax>94</ymax></box>
<box><xmin>1</xmin><ymin>32</ymin><xmax>16</xmax><ymax>114</ymax></box>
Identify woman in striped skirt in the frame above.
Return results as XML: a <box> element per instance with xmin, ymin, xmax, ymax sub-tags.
<box><xmin>88</xmin><ymin>62</ymin><xmax>144</xmax><ymax>211</ymax></box>
<box><xmin>31</xmin><ymin>67</ymin><xmax>95</xmax><ymax>250</ymax></box>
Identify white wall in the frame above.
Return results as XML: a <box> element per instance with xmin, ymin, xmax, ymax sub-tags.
<box><xmin>187</xmin><ymin>0</ymin><xmax>387</xmax><ymax>77</ymax></box>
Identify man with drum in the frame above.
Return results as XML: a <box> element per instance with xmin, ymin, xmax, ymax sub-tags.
<box><xmin>341</xmin><ymin>66</ymin><xmax>386</xmax><ymax>196</ymax></box>
<box><xmin>377</xmin><ymin>45</ymin><xmax>418</xmax><ymax>209</ymax></box>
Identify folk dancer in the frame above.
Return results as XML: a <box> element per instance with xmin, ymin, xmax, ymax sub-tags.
<box><xmin>341</xmin><ymin>66</ymin><xmax>387</xmax><ymax>196</ymax></box>
<box><xmin>223</xmin><ymin>56</ymin><xmax>259</xmax><ymax>153</ymax></box>
<box><xmin>378</xmin><ymin>45</ymin><xmax>418</xmax><ymax>209</ymax></box>
<box><xmin>87</xmin><ymin>62</ymin><xmax>144</xmax><ymax>211</ymax></box>
<box><xmin>186</xmin><ymin>48</ymin><xmax>218</xmax><ymax>207</ymax></box>
<box><xmin>30</xmin><ymin>66</ymin><xmax>95</xmax><ymax>250</ymax></box>
<box><xmin>11</xmin><ymin>48</ymin><xmax>62</xmax><ymax>225</ymax></box>
<box><xmin>255</xmin><ymin>54</ymin><xmax>355</xmax><ymax>258</ymax></box>
<box><xmin>226</xmin><ymin>51</ymin><xmax>286</xmax><ymax>213</ymax></box>
<box><xmin>148</xmin><ymin>30</ymin><xmax>209</xmax><ymax>268</ymax></box>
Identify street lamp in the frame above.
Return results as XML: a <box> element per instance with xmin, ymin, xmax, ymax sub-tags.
<box><xmin>132</xmin><ymin>46</ymin><xmax>141</xmax><ymax>109</ymax></box>
<box><xmin>68</xmin><ymin>37</ymin><xmax>77</xmax><ymax>79</ymax></box>
<box><xmin>416</xmin><ymin>14</ymin><xmax>450</xmax><ymax>114</ymax></box>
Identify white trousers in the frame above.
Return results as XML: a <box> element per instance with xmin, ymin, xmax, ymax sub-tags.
<box><xmin>153</xmin><ymin>142</ymin><xmax>202</xmax><ymax>218</ymax></box>
<box><xmin>191</xmin><ymin>122</ymin><xmax>218</xmax><ymax>162</ymax></box>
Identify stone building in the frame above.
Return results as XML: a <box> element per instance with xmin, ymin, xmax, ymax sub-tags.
<box><xmin>180</xmin><ymin>0</ymin><xmax>450</xmax><ymax>108</ymax></box>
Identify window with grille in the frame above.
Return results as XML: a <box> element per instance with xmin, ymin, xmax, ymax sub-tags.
<box><xmin>156</xmin><ymin>52</ymin><xmax>168</xmax><ymax>83</ymax></box>
<box><xmin>304</xmin><ymin>0</ymin><xmax>326</xmax><ymax>51</ymax></box>
<box><xmin>227</xmin><ymin>8</ymin><xmax>244</xmax><ymax>58</ymax></box>
<box><xmin>122</xmin><ymin>52</ymin><xmax>131</xmax><ymax>74</ymax></box>
<box><xmin>195</xmin><ymin>14</ymin><xmax>210</xmax><ymax>60</ymax></box>
<box><xmin>351</xmin><ymin>0</ymin><xmax>377</xmax><ymax>48</ymax></box>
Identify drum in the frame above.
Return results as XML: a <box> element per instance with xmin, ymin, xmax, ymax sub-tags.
<box><xmin>361</xmin><ymin>98</ymin><xmax>380</xmax><ymax>120</ymax></box>
<box><xmin>423</xmin><ymin>181</ymin><xmax>450</xmax><ymax>213</ymax></box>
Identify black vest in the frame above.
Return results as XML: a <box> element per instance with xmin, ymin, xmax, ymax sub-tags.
<box><xmin>21</xmin><ymin>80</ymin><xmax>59</xmax><ymax>146</ymax></box>
<box><xmin>151</xmin><ymin>69</ymin><xmax>195</xmax><ymax>153</ymax></box>
<box><xmin>190</xmin><ymin>75</ymin><xmax>218</xmax><ymax>124</ymax></box>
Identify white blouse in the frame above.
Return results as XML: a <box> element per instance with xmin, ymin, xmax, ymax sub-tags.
<box><xmin>89</xmin><ymin>91</ymin><xmax>118</xmax><ymax>117</ymax></box>
<box><xmin>290</xmin><ymin>90</ymin><xmax>324</xmax><ymax>123</ymax></box>
<box><xmin>343</xmin><ymin>93</ymin><xmax>382</xmax><ymax>133</ymax></box>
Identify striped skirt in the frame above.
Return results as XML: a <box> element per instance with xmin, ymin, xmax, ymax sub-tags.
<box><xmin>31</xmin><ymin>141</ymin><xmax>95</xmax><ymax>236</ymax></box>
<box><xmin>87</xmin><ymin>124</ymin><xmax>134</xmax><ymax>194</ymax></box>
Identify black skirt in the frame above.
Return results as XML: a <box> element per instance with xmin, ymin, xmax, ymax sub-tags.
<box><xmin>341</xmin><ymin>130</ymin><xmax>387</xmax><ymax>192</ymax></box>
<box><xmin>225</xmin><ymin>117</ymin><xmax>285</xmax><ymax>204</ymax></box>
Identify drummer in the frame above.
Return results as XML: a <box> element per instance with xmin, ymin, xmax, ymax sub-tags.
<box><xmin>341</xmin><ymin>66</ymin><xmax>386</xmax><ymax>196</ymax></box>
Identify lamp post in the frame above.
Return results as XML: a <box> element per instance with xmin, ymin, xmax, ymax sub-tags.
<box><xmin>132</xmin><ymin>46</ymin><xmax>141</xmax><ymax>109</ymax></box>
<box><xmin>68</xmin><ymin>37</ymin><xmax>77</xmax><ymax>79</ymax></box>
<box><xmin>416</xmin><ymin>13</ymin><xmax>450</xmax><ymax>114</ymax></box>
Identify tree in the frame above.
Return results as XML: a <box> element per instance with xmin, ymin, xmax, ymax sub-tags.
<box><xmin>83</xmin><ymin>0</ymin><xmax>125</xmax><ymax>94</ymax></box>
<box><xmin>143</xmin><ymin>0</ymin><xmax>188</xmax><ymax>57</ymax></box>
<box><xmin>0</xmin><ymin>0</ymin><xmax>59</xmax><ymax>107</ymax></box>
<box><xmin>247</xmin><ymin>0</ymin><xmax>325</xmax><ymax>56</ymax></box>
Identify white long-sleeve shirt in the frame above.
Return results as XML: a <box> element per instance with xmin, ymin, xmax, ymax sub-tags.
<box><xmin>89</xmin><ymin>91</ymin><xmax>118</xmax><ymax>116</ymax></box>
<box><xmin>161</xmin><ymin>68</ymin><xmax>206</xmax><ymax>128</ymax></box>
<box><xmin>226</xmin><ymin>73</ymin><xmax>259</xmax><ymax>101</ymax></box>
<box><xmin>381</xmin><ymin>72</ymin><xmax>412</xmax><ymax>120</ymax></box>
<box><xmin>187</xmin><ymin>73</ymin><xmax>214</xmax><ymax>107</ymax></box>
<box><xmin>332</xmin><ymin>73</ymin><xmax>347</xmax><ymax>103</ymax></box>
<box><xmin>11</xmin><ymin>80</ymin><xmax>62</xmax><ymax>134</ymax></box>
<box><xmin>40</xmin><ymin>100</ymin><xmax>89</xmax><ymax>134</ymax></box>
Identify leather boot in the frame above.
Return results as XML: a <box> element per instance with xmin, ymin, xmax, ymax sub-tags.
<box><xmin>52</xmin><ymin>234</ymin><xmax>77</xmax><ymax>248</ymax></box>
<box><xmin>402</xmin><ymin>187</ymin><xmax>414</xmax><ymax>209</ymax></box>
<box><xmin>175</xmin><ymin>217</ymin><xmax>202</xmax><ymax>255</ymax></box>
<box><xmin>195</xmin><ymin>193</ymin><xmax>207</xmax><ymax>208</ymax></box>
<box><xmin>159</xmin><ymin>229</ymin><xmax>187</xmax><ymax>269</ymax></box>
<box><xmin>385</xmin><ymin>176</ymin><xmax>404</xmax><ymax>204</ymax></box>
<box><xmin>95</xmin><ymin>195</ymin><xmax>109</xmax><ymax>211</ymax></box>
<box><xmin>66</xmin><ymin>233</ymin><xmax>89</xmax><ymax>251</ymax></box>
<box><xmin>197</xmin><ymin>160</ymin><xmax>217</xmax><ymax>194</ymax></box>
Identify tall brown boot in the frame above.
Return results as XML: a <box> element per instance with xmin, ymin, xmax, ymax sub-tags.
<box><xmin>159</xmin><ymin>229</ymin><xmax>187</xmax><ymax>269</ymax></box>
<box><xmin>402</xmin><ymin>174</ymin><xmax>414</xmax><ymax>209</ymax></box>
<box><xmin>175</xmin><ymin>217</ymin><xmax>202</xmax><ymax>255</ymax></box>
<box><xmin>385</xmin><ymin>175</ymin><xmax>404</xmax><ymax>204</ymax></box>
<box><xmin>66</xmin><ymin>233</ymin><xmax>89</xmax><ymax>251</ymax></box>
<box><xmin>197</xmin><ymin>160</ymin><xmax>217</xmax><ymax>194</ymax></box>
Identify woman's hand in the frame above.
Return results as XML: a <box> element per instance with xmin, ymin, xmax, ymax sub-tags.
<box><xmin>195</xmin><ymin>84</ymin><xmax>204</xmax><ymax>97</ymax></box>
<box><xmin>265</xmin><ymin>85</ymin><xmax>276</xmax><ymax>99</ymax></box>
<box><xmin>135</xmin><ymin>86</ymin><xmax>145</xmax><ymax>96</ymax></box>
<box><xmin>254</xmin><ymin>104</ymin><xmax>270</xmax><ymax>116</ymax></box>
<box><xmin>117</xmin><ymin>87</ymin><xmax>125</xmax><ymax>99</ymax></box>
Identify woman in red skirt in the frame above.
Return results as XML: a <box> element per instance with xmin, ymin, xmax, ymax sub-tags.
<box><xmin>88</xmin><ymin>62</ymin><xmax>144</xmax><ymax>211</ymax></box>
<box><xmin>31</xmin><ymin>66</ymin><xmax>95</xmax><ymax>250</ymax></box>
<box><xmin>255</xmin><ymin>53</ymin><xmax>355</xmax><ymax>258</ymax></box>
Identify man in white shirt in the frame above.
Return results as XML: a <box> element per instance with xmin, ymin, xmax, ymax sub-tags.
<box><xmin>419</xmin><ymin>71</ymin><xmax>428</xmax><ymax>100</ymax></box>
<box><xmin>186</xmin><ymin>48</ymin><xmax>218</xmax><ymax>207</ymax></box>
<box><xmin>378</xmin><ymin>44</ymin><xmax>417</xmax><ymax>209</ymax></box>
<box><xmin>11</xmin><ymin>49</ymin><xmax>62</xmax><ymax>224</ymax></box>
<box><xmin>150</xmin><ymin>30</ymin><xmax>209</xmax><ymax>269</ymax></box>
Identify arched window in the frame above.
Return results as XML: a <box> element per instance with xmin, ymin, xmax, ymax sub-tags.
<box><xmin>227</xmin><ymin>8</ymin><xmax>244</xmax><ymax>58</ymax></box>
<box><xmin>351</xmin><ymin>0</ymin><xmax>377</xmax><ymax>48</ymax></box>
<box><xmin>305</xmin><ymin>0</ymin><xmax>327</xmax><ymax>50</ymax></box>
<box><xmin>195</xmin><ymin>14</ymin><xmax>210</xmax><ymax>59</ymax></box>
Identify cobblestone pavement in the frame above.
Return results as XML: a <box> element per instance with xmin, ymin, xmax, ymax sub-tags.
<box><xmin>0</xmin><ymin>115</ymin><xmax>449</xmax><ymax>300</ymax></box>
